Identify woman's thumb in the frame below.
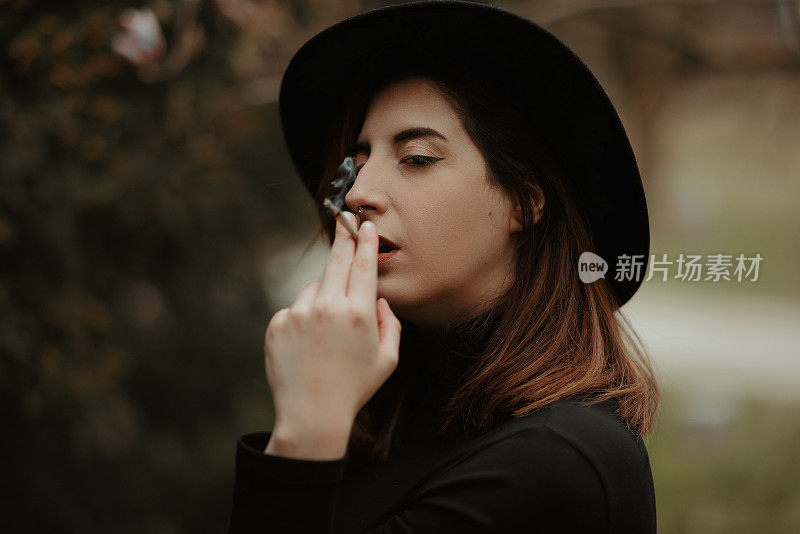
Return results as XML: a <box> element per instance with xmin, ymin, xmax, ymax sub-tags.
<box><xmin>376</xmin><ymin>298</ymin><xmax>402</xmax><ymax>359</ymax></box>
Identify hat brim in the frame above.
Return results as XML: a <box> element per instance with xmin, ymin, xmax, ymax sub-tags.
<box><xmin>279</xmin><ymin>0</ymin><xmax>650</xmax><ymax>308</ymax></box>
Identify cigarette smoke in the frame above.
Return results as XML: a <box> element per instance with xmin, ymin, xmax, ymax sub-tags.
<box><xmin>326</xmin><ymin>156</ymin><xmax>359</xmax><ymax>212</ymax></box>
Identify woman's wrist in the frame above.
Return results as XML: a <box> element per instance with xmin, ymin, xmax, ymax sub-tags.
<box><xmin>264</xmin><ymin>419</ymin><xmax>353</xmax><ymax>460</ymax></box>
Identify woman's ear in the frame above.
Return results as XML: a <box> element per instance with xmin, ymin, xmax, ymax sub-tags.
<box><xmin>509</xmin><ymin>185</ymin><xmax>545</xmax><ymax>234</ymax></box>
<box><xmin>531</xmin><ymin>184</ymin><xmax>545</xmax><ymax>225</ymax></box>
<box><xmin>510</xmin><ymin>199</ymin><xmax>524</xmax><ymax>234</ymax></box>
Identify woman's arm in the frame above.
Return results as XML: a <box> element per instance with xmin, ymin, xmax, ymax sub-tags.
<box><xmin>264</xmin><ymin>418</ymin><xmax>353</xmax><ymax>460</ymax></box>
<box><xmin>228</xmin><ymin>426</ymin><xmax>612</xmax><ymax>534</ymax></box>
<box><xmin>228</xmin><ymin>432</ymin><xmax>347</xmax><ymax>534</ymax></box>
<box><xmin>228</xmin><ymin>211</ymin><xmax>404</xmax><ymax>532</ymax></box>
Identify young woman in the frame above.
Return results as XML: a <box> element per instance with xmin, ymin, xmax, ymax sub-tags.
<box><xmin>228</xmin><ymin>2</ymin><xmax>660</xmax><ymax>533</ymax></box>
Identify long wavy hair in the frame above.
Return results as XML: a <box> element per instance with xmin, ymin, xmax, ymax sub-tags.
<box><xmin>302</xmin><ymin>46</ymin><xmax>660</xmax><ymax>461</ymax></box>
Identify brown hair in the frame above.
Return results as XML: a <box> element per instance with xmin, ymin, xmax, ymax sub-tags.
<box><xmin>304</xmin><ymin>47</ymin><xmax>660</xmax><ymax>461</ymax></box>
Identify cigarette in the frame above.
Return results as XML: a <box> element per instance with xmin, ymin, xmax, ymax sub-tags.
<box><xmin>323</xmin><ymin>198</ymin><xmax>359</xmax><ymax>239</ymax></box>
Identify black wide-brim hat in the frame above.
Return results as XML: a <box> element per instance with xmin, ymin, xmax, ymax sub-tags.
<box><xmin>278</xmin><ymin>0</ymin><xmax>650</xmax><ymax>308</ymax></box>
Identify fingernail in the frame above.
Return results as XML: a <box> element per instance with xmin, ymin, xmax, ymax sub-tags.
<box><xmin>361</xmin><ymin>221</ymin><xmax>375</xmax><ymax>233</ymax></box>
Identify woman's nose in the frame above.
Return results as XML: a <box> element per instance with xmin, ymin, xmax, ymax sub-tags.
<box><xmin>344</xmin><ymin>158</ymin><xmax>387</xmax><ymax>215</ymax></box>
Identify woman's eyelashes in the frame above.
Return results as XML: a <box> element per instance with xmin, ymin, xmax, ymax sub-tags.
<box><xmin>354</xmin><ymin>155</ymin><xmax>444</xmax><ymax>174</ymax></box>
<box><xmin>400</xmin><ymin>155</ymin><xmax>444</xmax><ymax>166</ymax></box>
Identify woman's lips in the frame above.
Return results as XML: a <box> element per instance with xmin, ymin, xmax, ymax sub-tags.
<box><xmin>377</xmin><ymin>234</ymin><xmax>399</xmax><ymax>265</ymax></box>
<box><xmin>377</xmin><ymin>248</ymin><xmax>399</xmax><ymax>264</ymax></box>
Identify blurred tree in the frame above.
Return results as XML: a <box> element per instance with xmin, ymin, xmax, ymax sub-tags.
<box><xmin>1</xmin><ymin>0</ymin><xmax>313</xmax><ymax>531</ymax></box>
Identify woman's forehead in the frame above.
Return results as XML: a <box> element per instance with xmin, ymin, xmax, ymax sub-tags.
<box><xmin>357</xmin><ymin>80</ymin><xmax>463</xmax><ymax>144</ymax></box>
<box><xmin>368</xmin><ymin>77</ymin><xmax>452</xmax><ymax>114</ymax></box>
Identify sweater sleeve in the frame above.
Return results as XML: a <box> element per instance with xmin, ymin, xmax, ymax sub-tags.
<box><xmin>227</xmin><ymin>432</ymin><xmax>347</xmax><ymax>534</ymax></box>
<box><xmin>228</xmin><ymin>427</ymin><xmax>610</xmax><ymax>534</ymax></box>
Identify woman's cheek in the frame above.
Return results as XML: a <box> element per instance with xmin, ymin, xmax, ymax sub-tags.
<box><xmin>426</xmin><ymin>242</ymin><xmax>469</xmax><ymax>288</ymax></box>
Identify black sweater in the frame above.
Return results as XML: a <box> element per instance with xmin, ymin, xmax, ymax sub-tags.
<box><xmin>227</xmin><ymin>313</ymin><xmax>657</xmax><ymax>533</ymax></box>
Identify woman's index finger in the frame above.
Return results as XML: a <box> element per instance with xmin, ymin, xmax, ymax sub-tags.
<box><xmin>317</xmin><ymin>212</ymin><xmax>357</xmax><ymax>301</ymax></box>
<box><xmin>347</xmin><ymin>220</ymin><xmax>378</xmax><ymax>305</ymax></box>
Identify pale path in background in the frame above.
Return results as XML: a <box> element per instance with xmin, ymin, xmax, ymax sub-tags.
<box><xmin>264</xmin><ymin>238</ymin><xmax>800</xmax><ymax>417</ymax></box>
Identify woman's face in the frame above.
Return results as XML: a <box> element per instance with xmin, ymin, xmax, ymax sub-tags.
<box><xmin>345</xmin><ymin>77</ymin><xmax>524</xmax><ymax>330</ymax></box>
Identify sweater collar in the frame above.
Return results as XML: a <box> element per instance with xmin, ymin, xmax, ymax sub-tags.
<box><xmin>397</xmin><ymin>302</ymin><xmax>507</xmax><ymax>416</ymax></box>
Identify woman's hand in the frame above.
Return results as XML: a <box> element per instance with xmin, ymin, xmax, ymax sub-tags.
<box><xmin>263</xmin><ymin>211</ymin><xmax>402</xmax><ymax>459</ymax></box>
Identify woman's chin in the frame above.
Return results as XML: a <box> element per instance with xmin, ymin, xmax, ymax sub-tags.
<box><xmin>376</xmin><ymin>282</ymin><xmax>408</xmax><ymax>312</ymax></box>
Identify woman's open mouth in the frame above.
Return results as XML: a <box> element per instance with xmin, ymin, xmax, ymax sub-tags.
<box><xmin>378</xmin><ymin>236</ymin><xmax>399</xmax><ymax>264</ymax></box>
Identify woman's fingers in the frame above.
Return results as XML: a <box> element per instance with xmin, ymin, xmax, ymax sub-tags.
<box><xmin>317</xmin><ymin>211</ymin><xmax>379</xmax><ymax>310</ymax></box>
<box><xmin>291</xmin><ymin>280</ymin><xmax>320</xmax><ymax>313</ymax></box>
<box><xmin>318</xmin><ymin>212</ymin><xmax>358</xmax><ymax>301</ymax></box>
<box><xmin>376</xmin><ymin>298</ymin><xmax>402</xmax><ymax>364</ymax></box>
<box><xmin>348</xmin><ymin>220</ymin><xmax>378</xmax><ymax>308</ymax></box>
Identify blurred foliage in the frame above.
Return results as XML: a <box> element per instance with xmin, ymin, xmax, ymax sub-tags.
<box><xmin>648</xmin><ymin>392</ymin><xmax>800</xmax><ymax>534</ymax></box>
<box><xmin>1</xmin><ymin>0</ymin><xmax>310</xmax><ymax>531</ymax></box>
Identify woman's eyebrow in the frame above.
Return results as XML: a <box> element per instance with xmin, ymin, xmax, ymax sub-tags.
<box><xmin>354</xmin><ymin>127</ymin><xmax>448</xmax><ymax>153</ymax></box>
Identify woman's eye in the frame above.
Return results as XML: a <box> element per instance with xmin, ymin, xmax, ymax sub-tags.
<box><xmin>352</xmin><ymin>155</ymin><xmax>443</xmax><ymax>174</ymax></box>
<box><xmin>401</xmin><ymin>155</ymin><xmax>444</xmax><ymax>166</ymax></box>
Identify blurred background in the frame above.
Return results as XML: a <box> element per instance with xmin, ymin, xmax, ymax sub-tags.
<box><xmin>1</xmin><ymin>0</ymin><xmax>798</xmax><ymax>532</ymax></box>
